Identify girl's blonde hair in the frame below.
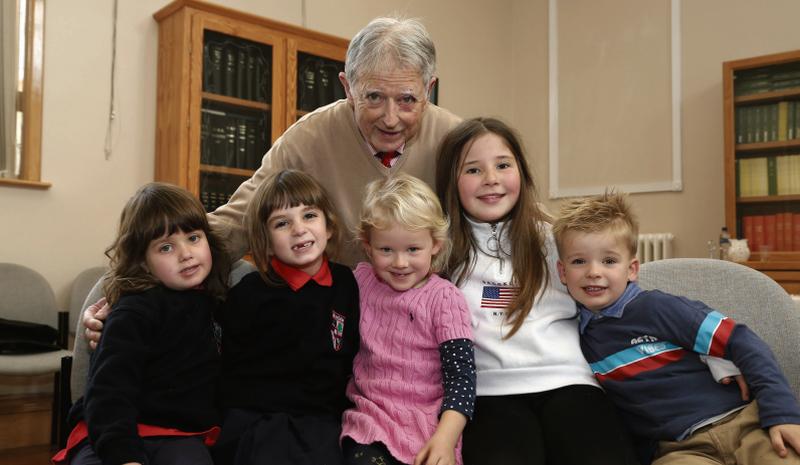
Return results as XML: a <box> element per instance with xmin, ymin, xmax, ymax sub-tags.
<box><xmin>245</xmin><ymin>169</ymin><xmax>341</xmax><ymax>286</ymax></box>
<box><xmin>435</xmin><ymin>117</ymin><xmax>550</xmax><ymax>338</ymax></box>
<box><xmin>103</xmin><ymin>182</ymin><xmax>230</xmax><ymax>305</ymax></box>
<box><xmin>356</xmin><ymin>173</ymin><xmax>451</xmax><ymax>273</ymax></box>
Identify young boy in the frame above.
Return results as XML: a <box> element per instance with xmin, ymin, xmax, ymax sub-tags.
<box><xmin>552</xmin><ymin>191</ymin><xmax>800</xmax><ymax>465</ymax></box>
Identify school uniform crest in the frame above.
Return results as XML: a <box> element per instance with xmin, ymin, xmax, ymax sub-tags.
<box><xmin>330</xmin><ymin>310</ymin><xmax>345</xmax><ymax>351</ymax></box>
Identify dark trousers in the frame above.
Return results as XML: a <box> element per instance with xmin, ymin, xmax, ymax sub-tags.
<box><xmin>70</xmin><ymin>436</ymin><xmax>212</xmax><ymax>465</ymax></box>
<box><xmin>214</xmin><ymin>408</ymin><xmax>344</xmax><ymax>465</ymax></box>
<box><xmin>342</xmin><ymin>437</ymin><xmax>406</xmax><ymax>465</ymax></box>
<box><xmin>462</xmin><ymin>384</ymin><xmax>639</xmax><ymax>465</ymax></box>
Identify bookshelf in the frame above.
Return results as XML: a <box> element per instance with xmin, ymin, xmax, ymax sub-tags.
<box><xmin>153</xmin><ymin>0</ymin><xmax>348</xmax><ymax>212</ymax></box>
<box><xmin>724</xmin><ymin>49</ymin><xmax>800</xmax><ymax>292</ymax></box>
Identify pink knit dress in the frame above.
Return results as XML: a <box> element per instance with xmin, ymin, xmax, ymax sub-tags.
<box><xmin>341</xmin><ymin>262</ymin><xmax>473</xmax><ymax>464</ymax></box>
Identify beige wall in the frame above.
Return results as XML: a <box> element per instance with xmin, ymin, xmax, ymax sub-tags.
<box><xmin>3</xmin><ymin>0</ymin><xmax>800</xmax><ymax>309</ymax></box>
<box><xmin>0</xmin><ymin>0</ymin><xmax>512</xmax><ymax>309</ymax></box>
<box><xmin>515</xmin><ymin>0</ymin><xmax>800</xmax><ymax>260</ymax></box>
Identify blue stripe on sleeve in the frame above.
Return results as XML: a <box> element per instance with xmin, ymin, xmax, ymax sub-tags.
<box><xmin>693</xmin><ymin>311</ymin><xmax>725</xmax><ymax>355</ymax></box>
<box><xmin>590</xmin><ymin>341</ymin><xmax>681</xmax><ymax>375</ymax></box>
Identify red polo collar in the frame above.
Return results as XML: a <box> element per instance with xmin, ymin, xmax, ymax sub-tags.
<box><xmin>270</xmin><ymin>256</ymin><xmax>332</xmax><ymax>291</ymax></box>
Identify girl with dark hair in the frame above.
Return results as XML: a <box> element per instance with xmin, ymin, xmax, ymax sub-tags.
<box><xmin>54</xmin><ymin>182</ymin><xmax>229</xmax><ymax>465</ymax></box>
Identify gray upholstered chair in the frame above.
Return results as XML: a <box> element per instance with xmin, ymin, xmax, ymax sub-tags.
<box><xmin>68</xmin><ymin>266</ymin><xmax>107</xmax><ymax>344</ymax></box>
<box><xmin>0</xmin><ymin>262</ymin><xmax>73</xmax><ymax>444</ymax></box>
<box><xmin>638</xmin><ymin>258</ymin><xmax>800</xmax><ymax>398</ymax></box>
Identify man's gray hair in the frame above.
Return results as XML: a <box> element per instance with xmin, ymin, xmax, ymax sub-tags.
<box><xmin>345</xmin><ymin>16</ymin><xmax>436</xmax><ymax>93</ymax></box>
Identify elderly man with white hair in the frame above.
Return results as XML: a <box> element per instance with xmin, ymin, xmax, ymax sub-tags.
<box><xmin>211</xmin><ymin>16</ymin><xmax>461</xmax><ymax>268</ymax></box>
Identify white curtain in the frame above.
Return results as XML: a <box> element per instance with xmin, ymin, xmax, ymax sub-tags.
<box><xmin>0</xmin><ymin>0</ymin><xmax>20</xmax><ymax>178</ymax></box>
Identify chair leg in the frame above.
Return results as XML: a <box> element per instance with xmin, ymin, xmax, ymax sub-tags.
<box><xmin>59</xmin><ymin>356</ymin><xmax>73</xmax><ymax>448</ymax></box>
<box><xmin>51</xmin><ymin>371</ymin><xmax>60</xmax><ymax>446</ymax></box>
<box><xmin>51</xmin><ymin>356</ymin><xmax>74</xmax><ymax>449</ymax></box>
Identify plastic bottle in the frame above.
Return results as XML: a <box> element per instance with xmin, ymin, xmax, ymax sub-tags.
<box><xmin>719</xmin><ymin>226</ymin><xmax>731</xmax><ymax>260</ymax></box>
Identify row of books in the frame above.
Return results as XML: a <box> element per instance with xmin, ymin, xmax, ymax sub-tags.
<box><xmin>736</xmin><ymin>154</ymin><xmax>800</xmax><ymax>197</ymax></box>
<box><xmin>735</xmin><ymin>63</ymin><xmax>800</xmax><ymax>96</ymax></box>
<box><xmin>735</xmin><ymin>101</ymin><xmax>800</xmax><ymax>144</ymax></box>
<box><xmin>203</xmin><ymin>37</ymin><xmax>270</xmax><ymax>103</ymax></box>
<box><xmin>297</xmin><ymin>54</ymin><xmax>345</xmax><ymax>112</ymax></box>
<box><xmin>200</xmin><ymin>108</ymin><xmax>268</xmax><ymax>171</ymax></box>
<box><xmin>741</xmin><ymin>213</ymin><xmax>800</xmax><ymax>252</ymax></box>
<box><xmin>200</xmin><ymin>190</ymin><xmax>233</xmax><ymax>213</ymax></box>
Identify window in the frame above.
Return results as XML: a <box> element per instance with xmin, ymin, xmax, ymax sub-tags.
<box><xmin>0</xmin><ymin>0</ymin><xmax>48</xmax><ymax>189</ymax></box>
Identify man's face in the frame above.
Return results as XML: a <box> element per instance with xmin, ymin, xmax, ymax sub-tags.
<box><xmin>339</xmin><ymin>68</ymin><xmax>432</xmax><ymax>153</ymax></box>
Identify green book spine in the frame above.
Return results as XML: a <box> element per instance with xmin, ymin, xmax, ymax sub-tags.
<box><xmin>735</xmin><ymin>108</ymin><xmax>743</xmax><ymax>144</ymax></box>
<box><xmin>735</xmin><ymin>158</ymin><xmax>741</xmax><ymax>197</ymax></box>
<box><xmin>754</xmin><ymin>106</ymin><xmax>763</xmax><ymax>143</ymax></box>
<box><xmin>770</xmin><ymin>103</ymin><xmax>778</xmax><ymax>141</ymax></box>
<box><xmin>768</xmin><ymin>156</ymin><xmax>778</xmax><ymax>195</ymax></box>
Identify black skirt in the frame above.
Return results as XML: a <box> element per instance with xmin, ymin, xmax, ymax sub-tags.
<box><xmin>213</xmin><ymin>408</ymin><xmax>343</xmax><ymax>465</ymax></box>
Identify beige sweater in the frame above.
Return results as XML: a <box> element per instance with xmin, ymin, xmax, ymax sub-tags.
<box><xmin>209</xmin><ymin>99</ymin><xmax>462</xmax><ymax>267</ymax></box>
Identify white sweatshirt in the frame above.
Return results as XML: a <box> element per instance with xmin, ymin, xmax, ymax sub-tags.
<box><xmin>457</xmin><ymin>219</ymin><xmax>598</xmax><ymax>396</ymax></box>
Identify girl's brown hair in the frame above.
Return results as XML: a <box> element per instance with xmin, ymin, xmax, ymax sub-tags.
<box><xmin>103</xmin><ymin>182</ymin><xmax>230</xmax><ymax>304</ymax></box>
<box><xmin>435</xmin><ymin>117</ymin><xmax>550</xmax><ymax>338</ymax></box>
<box><xmin>244</xmin><ymin>169</ymin><xmax>341</xmax><ymax>286</ymax></box>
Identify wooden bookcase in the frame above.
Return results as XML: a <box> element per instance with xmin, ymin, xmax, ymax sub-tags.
<box><xmin>723</xmin><ymin>49</ymin><xmax>800</xmax><ymax>292</ymax></box>
<box><xmin>153</xmin><ymin>0</ymin><xmax>348</xmax><ymax>211</ymax></box>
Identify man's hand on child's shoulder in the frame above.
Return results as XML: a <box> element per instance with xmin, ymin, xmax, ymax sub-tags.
<box><xmin>769</xmin><ymin>423</ymin><xmax>800</xmax><ymax>457</ymax></box>
<box><xmin>83</xmin><ymin>297</ymin><xmax>110</xmax><ymax>350</ymax></box>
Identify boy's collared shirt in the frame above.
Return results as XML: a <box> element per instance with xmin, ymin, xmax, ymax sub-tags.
<box><xmin>270</xmin><ymin>256</ymin><xmax>333</xmax><ymax>291</ymax></box>
<box><xmin>578</xmin><ymin>282</ymin><xmax>643</xmax><ymax>334</ymax></box>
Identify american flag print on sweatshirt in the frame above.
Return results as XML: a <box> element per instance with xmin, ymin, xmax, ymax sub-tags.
<box><xmin>481</xmin><ymin>285</ymin><xmax>518</xmax><ymax>309</ymax></box>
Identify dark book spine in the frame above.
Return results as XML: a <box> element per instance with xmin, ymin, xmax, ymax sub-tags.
<box><xmin>224</xmin><ymin>114</ymin><xmax>237</xmax><ymax>167</ymax></box>
<box><xmin>236</xmin><ymin>45</ymin><xmax>247</xmax><ymax>100</ymax></box>
<box><xmin>223</xmin><ymin>42</ymin><xmax>237</xmax><ymax>97</ymax></box>
<box><xmin>236</xmin><ymin>115</ymin><xmax>248</xmax><ymax>168</ymax></box>
<box><xmin>298</xmin><ymin>58</ymin><xmax>317</xmax><ymax>110</ymax></box>
<box><xmin>206</xmin><ymin>42</ymin><xmax>224</xmax><ymax>94</ymax></box>
<box><xmin>254</xmin><ymin>50</ymin><xmax>270</xmax><ymax>104</ymax></box>
<box><xmin>201</xmin><ymin>110</ymin><xmax>210</xmax><ymax>164</ymax></box>
<box><xmin>245</xmin><ymin>47</ymin><xmax>256</xmax><ymax>102</ymax></box>
<box><xmin>202</xmin><ymin>108</ymin><xmax>228</xmax><ymax>166</ymax></box>
<box><xmin>316</xmin><ymin>62</ymin><xmax>334</xmax><ymax>108</ymax></box>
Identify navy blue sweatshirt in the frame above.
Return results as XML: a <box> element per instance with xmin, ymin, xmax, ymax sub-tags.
<box><xmin>70</xmin><ymin>286</ymin><xmax>220</xmax><ymax>465</ymax></box>
<box><xmin>580</xmin><ymin>285</ymin><xmax>800</xmax><ymax>444</ymax></box>
<box><xmin>218</xmin><ymin>263</ymin><xmax>360</xmax><ymax>417</ymax></box>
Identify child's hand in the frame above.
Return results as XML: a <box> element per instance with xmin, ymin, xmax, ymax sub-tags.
<box><xmin>768</xmin><ymin>423</ymin><xmax>800</xmax><ymax>457</ymax></box>
<box><xmin>414</xmin><ymin>410</ymin><xmax>466</xmax><ymax>465</ymax></box>
<box><xmin>413</xmin><ymin>433</ymin><xmax>456</xmax><ymax>465</ymax></box>
<box><xmin>719</xmin><ymin>374</ymin><xmax>750</xmax><ymax>401</ymax></box>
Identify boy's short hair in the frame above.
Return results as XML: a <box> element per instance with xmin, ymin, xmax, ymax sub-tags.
<box><xmin>356</xmin><ymin>173</ymin><xmax>451</xmax><ymax>273</ymax></box>
<box><xmin>552</xmin><ymin>190</ymin><xmax>639</xmax><ymax>258</ymax></box>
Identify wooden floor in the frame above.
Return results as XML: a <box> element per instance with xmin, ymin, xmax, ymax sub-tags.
<box><xmin>0</xmin><ymin>445</ymin><xmax>53</xmax><ymax>465</ymax></box>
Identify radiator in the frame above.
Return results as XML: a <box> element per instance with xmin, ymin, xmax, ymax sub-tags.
<box><xmin>637</xmin><ymin>233</ymin><xmax>674</xmax><ymax>263</ymax></box>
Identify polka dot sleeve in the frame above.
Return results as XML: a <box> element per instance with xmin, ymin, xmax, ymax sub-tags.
<box><xmin>439</xmin><ymin>338</ymin><xmax>476</xmax><ymax>420</ymax></box>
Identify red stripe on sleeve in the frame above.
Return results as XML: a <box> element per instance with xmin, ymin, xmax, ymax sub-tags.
<box><xmin>708</xmin><ymin>317</ymin><xmax>736</xmax><ymax>357</ymax></box>
<box><xmin>595</xmin><ymin>349</ymin><xmax>685</xmax><ymax>383</ymax></box>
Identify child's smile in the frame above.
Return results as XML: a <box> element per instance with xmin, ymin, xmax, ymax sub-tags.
<box><xmin>267</xmin><ymin>204</ymin><xmax>331</xmax><ymax>275</ymax></box>
<box><xmin>557</xmin><ymin>230</ymin><xmax>639</xmax><ymax>312</ymax></box>
<box><xmin>365</xmin><ymin>223</ymin><xmax>441</xmax><ymax>292</ymax></box>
